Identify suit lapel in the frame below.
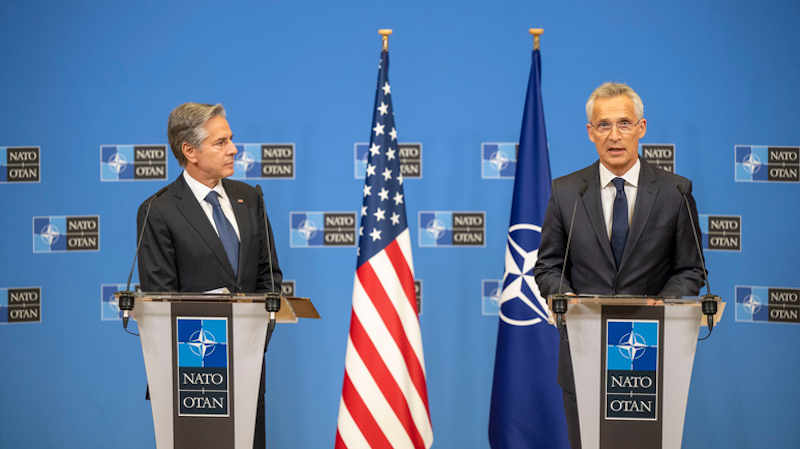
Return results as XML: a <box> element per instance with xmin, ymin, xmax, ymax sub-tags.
<box><xmin>223</xmin><ymin>179</ymin><xmax>250</xmax><ymax>283</ymax></box>
<box><xmin>580</xmin><ymin>163</ymin><xmax>616</xmax><ymax>268</ymax></box>
<box><xmin>173</xmin><ymin>175</ymin><xmax>236</xmax><ymax>279</ymax></box>
<box><xmin>618</xmin><ymin>161</ymin><xmax>659</xmax><ymax>271</ymax></box>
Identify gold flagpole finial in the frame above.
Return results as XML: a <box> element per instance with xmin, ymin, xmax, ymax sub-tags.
<box><xmin>379</xmin><ymin>29</ymin><xmax>393</xmax><ymax>51</ymax></box>
<box><xmin>529</xmin><ymin>28</ymin><xmax>543</xmax><ymax>50</ymax></box>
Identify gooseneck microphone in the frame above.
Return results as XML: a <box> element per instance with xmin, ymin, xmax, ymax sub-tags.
<box><xmin>255</xmin><ymin>185</ymin><xmax>281</xmax><ymax>352</ymax></box>
<box><xmin>675</xmin><ymin>183</ymin><xmax>719</xmax><ymax>336</ymax></box>
<box><xmin>552</xmin><ymin>182</ymin><xmax>588</xmax><ymax>328</ymax></box>
<box><xmin>119</xmin><ymin>185</ymin><xmax>170</xmax><ymax>333</ymax></box>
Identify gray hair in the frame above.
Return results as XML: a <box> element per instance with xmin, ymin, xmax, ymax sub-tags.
<box><xmin>167</xmin><ymin>103</ymin><xmax>226</xmax><ymax>166</ymax></box>
<box><xmin>585</xmin><ymin>82</ymin><xmax>644</xmax><ymax>122</ymax></box>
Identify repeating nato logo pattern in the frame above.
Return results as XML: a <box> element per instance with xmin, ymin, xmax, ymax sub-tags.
<box><xmin>481</xmin><ymin>143</ymin><xmax>517</xmax><ymax>179</ymax></box>
<box><xmin>735</xmin><ymin>285</ymin><xmax>800</xmax><ymax>324</ymax></box>
<box><xmin>100</xmin><ymin>145</ymin><xmax>168</xmax><ymax>181</ymax></box>
<box><xmin>232</xmin><ymin>143</ymin><xmax>295</xmax><ymax>179</ymax></box>
<box><xmin>0</xmin><ymin>146</ymin><xmax>40</xmax><ymax>183</ymax></box>
<box><xmin>176</xmin><ymin>317</ymin><xmax>230</xmax><ymax>416</ymax></box>
<box><xmin>33</xmin><ymin>216</ymin><xmax>100</xmax><ymax>252</ymax></box>
<box><xmin>0</xmin><ymin>287</ymin><xmax>41</xmax><ymax>324</ymax></box>
<box><xmin>605</xmin><ymin>320</ymin><xmax>659</xmax><ymax>420</ymax></box>
<box><xmin>418</xmin><ymin>211</ymin><xmax>486</xmax><ymax>247</ymax></box>
<box><xmin>354</xmin><ymin>142</ymin><xmax>422</xmax><ymax>179</ymax></box>
<box><xmin>735</xmin><ymin>145</ymin><xmax>799</xmax><ymax>182</ymax></box>
<box><xmin>290</xmin><ymin>211</ymin><xmax>356</xmax><ymax>247</ymax></box>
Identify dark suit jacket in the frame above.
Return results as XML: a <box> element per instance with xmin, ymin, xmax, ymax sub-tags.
<box><xmin>533</xmin><ymin>159</ymin><xmax>705</xmax><ymax>390</ymax></box>
<box><xmin>137</xmin><ymin>174</ymin><xmax>282</xmax><ymax>293</ymax></box>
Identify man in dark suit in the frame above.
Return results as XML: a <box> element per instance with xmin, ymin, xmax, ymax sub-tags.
<box><xmin>137</xmin><ymin>102</ymin><xmax>281</xmax><ymax>449</ymax></box>
<box><xmin>533</xmin><ymin>82</ymin><xmax>705</xmax><ymax>449</ymax></box>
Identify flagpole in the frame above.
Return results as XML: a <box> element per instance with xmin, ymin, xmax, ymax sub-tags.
<box><xmin>529</xmin><ymin>28</ymin><xmax>543</xmax><ymax>50</ymax></box>
<box><xmin>379</xmin><ymin>28</ymin><xmax>392</xmax><ymax>50</ymax></box>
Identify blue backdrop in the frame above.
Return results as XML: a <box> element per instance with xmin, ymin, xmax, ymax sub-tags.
<box><xmin>1</xmin><ymin>1</ymin><xmax>799</xmax><ymax>448</ymax></box>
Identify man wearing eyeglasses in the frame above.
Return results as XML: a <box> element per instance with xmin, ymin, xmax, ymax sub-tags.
<box><xmin>534</xmin><ymin>82</ymin><xmax>705</xmax><ymax>449</ymax></box>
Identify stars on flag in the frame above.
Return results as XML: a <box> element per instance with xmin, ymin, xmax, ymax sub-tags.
<box><xmin>377</xmin><ymin>102</ymin><xmax>388</xmax><ymax>116</ymax></box>
<box><xmin>382</xmin><ymin>82</ymin><xmax>391</xmax><ymax>95</ymax></box>
<box><xmin>373</xmin><ymin>122</ymin><xmax>385</xmax><ymax>136</ymax></box>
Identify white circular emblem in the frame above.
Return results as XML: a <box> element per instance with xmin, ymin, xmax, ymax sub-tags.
<box><xmin>498</xmin><ymin>223</ymin><xmax>553</xmax><ymax>327</ymax></box>
<box><xmin>425</xmin><ymin>218</ymin><xmax>446</xmax><ymax>240</ymax></box>
<box><xmin>742</xmin><ymin>152</ymin><xmax>762</xmax><ymax>174</ymax></box>
<box><xmin>108</xmin><ymin>152</ymin><xmax>127</xmax><ymax>174</ymax></box>
<box><xmin>235</xmin><ymin>150</ymin><xmax>255</xmax><ymax>172</ymax></box>
<box><xmin>617</xmin><ymin>331</ymin><xmax>648</xmax><ymax>361</ymax></box>
<box><xmin>39</xmin><ymin>223</ymin><xmax>60</xmax><ymax>246</ymax></box>
<box><xmin>742</xmin><ymin>294</ymin><xmax>762</xmax><ymax>314</ymax></box>
<box><xmin>188</xmin><ymin>329</ymin><xmax>218</xmax><ymax>358</ymax></box>
<box><xmin>298</xmin><ymin>219</ymin><xmax>317</xmax><ymax>240</ymax></box>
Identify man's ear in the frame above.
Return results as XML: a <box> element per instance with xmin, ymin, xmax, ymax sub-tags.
<box><xmin>182</xmin><ymin>142</ymin><xmax>196</xmax><ymax>164</ymax></box>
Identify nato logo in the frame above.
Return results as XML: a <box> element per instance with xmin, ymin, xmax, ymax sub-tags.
<box><xmin>0</xmin><ymin>287</ymin><xmax>41</xmax><ymax>324</ymax></box>
<box><xmin>605</xmin><ymin>319</ymin><xmax>659</xmax><ymax>420</ymax></box>
<box><xmin>640</xmin><ymin>143</ymin><xmax>675</xmax><ymax>173</ymax></box>
<box><xmin>481</xmin><ymin>279</ymin><xmax>502</xmax><ymax>316</ymax></box>
<box><xmin>735</xmin><ymin>145</ymin><xmax>799</xmax><ymax>183</ymax></box>
<box><xmin>354</xmin><ymin>142</ymin><xmax>422</xmax><ymax>179</ymax></box>
<box><xmin>418</xmin><ymin>211</ymin><xmax>485</xmax><ymax>247</ymax></box>
<box><xmin>290</xmin><ymin>211</ymin><xmax>356</xmax><ymax>247</ymax></box>
<box><xmin>698</xmin><ymin>214</ymin><xmax>740</xmax><ymax>251</ymax></box>
<box><xmin>176</xmin><ymin>317</ymin><xmax>229</xmax><ymax>416</ymax></box>
<box><xmin>481</xmin><ymin>143</ymin><xmax>517</xmax><ymax>179</ymax></box>
<box><xmin>101</xmin><ymin>284</ymin><xmax>138</xmax><ymax>321</ymax></box>
<box><xmin>736</xmin><ymin>285</ymin><xmax>800</xmax><ymax>324</ymax></box>
<box><xmin>33</xmin><ymin>216</ymin><xmax>100</xmax><ymax>252</ymax></box>
<box><xmin>233</xmin><ymin>143</ymin><xmax>295</xmax><ymax>179</ymax></box>
<box><xmin>100</xmin><ymin>145</ymin><xmax>167</xmax><ymax>181</ymax></box>
<box><xmin>0</xmin><ymin>146</ymin><xmax>40</xmax><ymax>183</ymax></box>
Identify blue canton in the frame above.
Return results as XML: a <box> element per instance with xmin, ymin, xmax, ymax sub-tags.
<box><xmin>357</xmin><ymin>50</ymin><xmax>408</xmax><ymax>267</ymax></box>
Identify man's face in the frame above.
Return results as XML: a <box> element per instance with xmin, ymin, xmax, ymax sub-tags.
<box><xmin>184</xmin><ymin>115</ymin><xmax>237</xmax><ymax>186</ymax></box>
<box><xmin>586</xmin><ymin>95</ymin><xmax>646</xmax><ymax>176</ymax></box>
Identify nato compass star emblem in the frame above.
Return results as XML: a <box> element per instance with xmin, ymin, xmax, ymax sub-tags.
<box><xmin>298</xmin><ymin>219</ymin><xmax>317</xmax><ymax>241</ymax></box>
<box><xmin>235</xmin><ymin>150</ymin><xmax>256</xmax><ymax>172</ymax></box>
<box><xmin>499</xmin><ymin>223</ymin><xmax>553</xmax><ymax>326</ymax></box>
<box><xmin>188</xmin><ymin>328</ymin><xmax>219</xmax><ymax>359</ymax></box>
<box><xmin>742</xmin><ymin>294</ymin><xmax>762</xmax><ymax>314</ymax></box>
<box><xmin>742</xmin><ymin>152</ymin><xmax>762</xmax><ymax>174</ymax></box>
<box><xmin>107</xmin><ymin>152</ymin><xmax>127</xmax><ymax>174</ymax></box>
<box><xmin>489</xmin><ymin>150</ymin><xmax>511</xmax><ymax>172</ymax></box>
<box><xmin>617</xmin><ymin>331</ymin><xmax>648</xmax><ymax>361</ymax></box>
<box><xmin>425</xmin><ymin>218</ymin><xmax>446</xmax><ymax>240</ymax></box>
<box><xmin>39</xmin><ymin>223</ymin><xmax>60</xmax><ymax>246</ymax></box>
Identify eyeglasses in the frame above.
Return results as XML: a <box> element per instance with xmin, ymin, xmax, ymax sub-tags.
<box><xmin>589</xmin><ymin>119</ymin><xmax>641</xmax><ymax>135</ymax></box>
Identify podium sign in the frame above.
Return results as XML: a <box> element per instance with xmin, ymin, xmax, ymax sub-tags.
<box><xmin>559</xmin><ymin>296</ymin><xmax>722</xmax><ymax>449</ymax></box>
<box><xmin>127</xmin><ymin>292</ymin><xmax>319</xmax><ymax>449</ymax></box>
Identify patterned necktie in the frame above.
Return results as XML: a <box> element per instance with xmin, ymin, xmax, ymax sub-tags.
<box><xmin>610</xmin><ymin>177</ymin><xmax>628</xmax><ymax>269</ymax></box>
<box><xmin>204</xmin><ymin>191</ymin><xmax>239</xmax><ymax>274</ymax></box>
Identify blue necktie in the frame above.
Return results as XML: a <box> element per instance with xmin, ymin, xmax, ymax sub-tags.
<box><xmin>204</xmin><ymin>191</ymin><xmax>239</xmax><ymax>275</ymax></box>
<box><xmin>610</xmin><ymin>177</ymin><xmax>628</xmax><ymax>269</ymax></box>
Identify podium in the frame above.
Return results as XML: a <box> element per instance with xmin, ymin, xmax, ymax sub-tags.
<box><xmin>121</xmin><ymin>292</ymin><xmax>319</xmax><ymax>449</ymax></box>
<box><xmin>551</xmin><ymin>295</ymin><xmax>723</xmax><ymax>449</ymax></box>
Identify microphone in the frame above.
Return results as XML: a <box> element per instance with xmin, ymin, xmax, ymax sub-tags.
<box><xmin>675</xmin><ymin>183</ymin><xmax>718</xmax><ymax>334</ymax></box>
<box><xmin>552</xmin><ymin>182</ymin><xmax>588</xmax><ymax>328</ymax></box>
<box><xmin>119</xmin><ymin>185</ymin><xmax>169</xmax><ymax>331</ymax></box>
<box><xmin>255</xmin><ymin>185</ymin><xmax>281</xmax><ymax>352</ymax></box>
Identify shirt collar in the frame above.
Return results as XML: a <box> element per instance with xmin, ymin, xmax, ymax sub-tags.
<box><xmin>183</xmin><ymin>171</ymin><xmax>227</xmax><ymax>204</ymax></box>
<box><xmin>599</xmin><ymin>158</ymin><xmax>640</xmax><ymax>188</ymax></box>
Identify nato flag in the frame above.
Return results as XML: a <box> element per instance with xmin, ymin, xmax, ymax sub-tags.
<box><xmin>488</xmin><ymin>48</ymin><xmax>570</xmax><ymax>449</ymax></box>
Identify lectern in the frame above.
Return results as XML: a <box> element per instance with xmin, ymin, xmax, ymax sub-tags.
<box><xmin>550</xmin><ymin>295</ymin><xmax>723</xmax><ymax>449</ymax></box>
<box><xmin>120</xmin><ymin>292</ymin><xmax>319</xmax><ymax>449</ymax></box>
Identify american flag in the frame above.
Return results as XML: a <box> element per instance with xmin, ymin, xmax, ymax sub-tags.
<box><xmin>335</xmin><ymin>48</ymin><xmax>433</xmax><ymax>449</ymax></box>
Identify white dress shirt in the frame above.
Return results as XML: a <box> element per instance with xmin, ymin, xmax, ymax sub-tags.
<box><xmin>599</xmin><ymin>159</ymin><xmax>640</xmax><ymax>240</ymax></box>
<box><xmin>182</xmin><ymin>171</ymin><xmax>241</xmax><ymax>240</ymax></box>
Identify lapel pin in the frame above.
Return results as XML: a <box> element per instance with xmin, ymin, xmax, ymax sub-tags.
<box><xmin>237</xmin><ymin>199</ymin><xmax>244</xmax><ymax>203</ymax></box>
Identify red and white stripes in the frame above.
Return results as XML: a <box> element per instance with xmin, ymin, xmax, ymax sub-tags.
<box><xmin>336</xmin><ymin>230</ymin><xmax>433</xmax><ymax>449</ymax></box>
